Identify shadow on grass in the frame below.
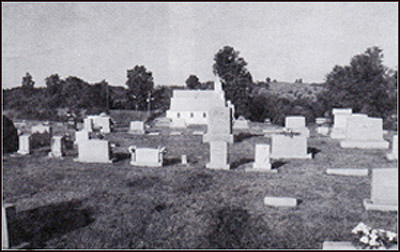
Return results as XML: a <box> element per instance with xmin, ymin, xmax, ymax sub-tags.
<box><xmin>234</xmin><ymin>133</ymin><xmax>260</xmax><ymax>143</ymax></box>
<box><xmin>127</xmin><ymin>176</ymin><xmax>162</xmax><ymax>190</ymax></box>
<box><xmin>164</xmin><ymin>157</ymin><xmax>181</xmax><ymax>166</ymax></box>
<box><xmin>230</xmin><ymin>158</ymin><xmax>254</xmax><ymax>170</ymax></box>
<box><xmin>204</xmin><ymin>206</ymin><xmax>272</xmax><ymax>249</ymax></box>
<box><xmin>272</xmin><ymin>160</ymin><xmax>287</xmax><ymax>169</ymax></box>
<box><xmin>8</xmin><ymin>199</ymin><xmax>94</xmax><ymax>249</ymax></box>
<box><xmin>113</xmin><ymin>152</ymin><xmax>131</xmax><ymax>162</ymax></box>
<box><xmin>307</xmin><ymin>147</ymin><xmax>321</xmax><ymax>158</ymax></box>
<box><xmin>176</xmin><ymin>173</ymin><xmax>213</xmax><ymax>194</ymax></box>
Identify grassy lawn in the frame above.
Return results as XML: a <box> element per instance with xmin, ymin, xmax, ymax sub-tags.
<box><xmin>2</xmin><ymin>122</ymin><xmax>398</xmax><ymax>249</ymax></box>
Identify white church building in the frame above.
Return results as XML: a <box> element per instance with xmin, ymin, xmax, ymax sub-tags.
<box><xmin>166</xmin><ymin>79</ymin><xmax>233</xmax><ymax>126</ymax></box>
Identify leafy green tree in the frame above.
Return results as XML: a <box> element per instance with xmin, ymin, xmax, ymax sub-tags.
<box><xmin>320</xmin><ymin>47</ymin><xmax>396</xmax><ymax>119</ymax></box>
<box><xmin>126</xmin><ymin>65</ymin><xmax>154</xmax><ymax>110</ymax></box>
<box><xmin>21</xmin><ymin>72</ymin><xmax>35</xmax><ymax>92</ymax></box>
<box><xmin>213</xmin><ymin>46</ymin><xmax>253</xmax><ymax>118</ymax></box>
<box><xmin>185</xmin><ymin>74</ymin><xmax>201</xmax><ymax>89</ymax></box>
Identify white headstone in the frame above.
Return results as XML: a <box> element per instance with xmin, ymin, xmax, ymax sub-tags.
<box><xmin>95</xmin><ymin>116</ymin><xmax>112</xmax><ymax>134</ymax></box>
<box><xmin>181</xmin><ymin>154</ymin><xmax>187</xmax><ymax>165</ymax></box>
<box><xmin>233</xmin><ymin>116</ymin><xmax>249</xmax><ymax>130</ymax></box>
<box><xmin>264</xmin><ymin>196</ymin><xmax>297</xmax><ymax>207</ymax></box>
<box><xmin>147</xmin><ymin>132</ymin><xmax>160</xmax><ymax>136</ymax></box>
<box><xmin>315</xmin><ymin>117</ymin><xmax>328</xmax><ymax>125</ymax></box>
<box><xmin>17</xmin><ymin>134</ymin><xmax>31</xmax><ymax>155</ymax></box>
<box><xmin>170</xmin><ymin>118</ymin><xmax>187</xmax><ymax>128</ymax></box>
<box><xmin>192</xmin><ymin>131</ymin><xmax>204</xmax><ymax>136</ymax></box>
<box><xmin>363</xmin><ymin>168</ymin><xmax>397</xmax><ymax>211</ymax></box>
<box><xmin>128</xmin><ymin>121</ymin><xmax>145</xmax><ymax>135</ymax></box>
<box><xmin>2</xmin><ymin>206</ymin><xmax>8</xmax><ymax>249</ymax></box>
<box><xmin>75</xmin><ymin>139</ymin><xmax>112</xmax><ymax>163</ymax></box>
<box><xmin>48</xmin><ymin>136</ymin><xmax>65</xmax><ymax>158</ymax></box>
<box><xmin>246</xmin><ymin>144</ymin><xmax>274</xmax><ymax>172</ymax></box>
<box><xmin>317</xmin><ymin>126</ymin><xmax>330</xmax><ymax>136</ymax></box>
<box><xmin>330</xmin><ymin>108</ymin><xmax>352</xmax><ymax>139</ymax></box>
<box><xmin>340</xmin><ymin>114</ymin><xmax>389</xmax><ymax>149</ymax></box>
<box><xmin>386</xmin><ymin>135</ymin><xmax>398</xmax><ymax>161</ymax></box>
<box><xmin>326</xmin><ymin>168</ymin><xmax>368</xmax><ymax>176</ymax></box>
<box><xmin>128</xmin><ymin>146</ymin><xmax>165</xmax><ymax>167</ymax></box>
<box><xmin>206</xmin><ymin>141</ymin><xmax>229</xmax><ymax>170</ymax></box>
<box><xmin>270</xmin><ymin>134</ymin><xmax>311</xmax><ymax>159</ymax></box>
<box><xmin>74</xmin><ymin>130</ymin><xmax>90</xmax><ymax>145</ymax></box>
<box><xmin>170</xmin><ymin>131</ymin><xmax>182</xmax><ymax>136</ymax></box>
<box><xmin>284</xmin><ymin>116</ymin><xmax>309</xmax><ymax>137</ymax></box>
<box><xmin>83</xmin><ymin>118</ymin><xmax>93</xmax><ymax>132</ymax></box>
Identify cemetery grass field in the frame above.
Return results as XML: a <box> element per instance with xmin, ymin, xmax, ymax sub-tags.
<box><xmin>2</xmin><ymin>123</ymin><xmax>398</xmax><ymax>249</ymax></box>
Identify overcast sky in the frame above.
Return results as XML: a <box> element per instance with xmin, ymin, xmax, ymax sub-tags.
<box><xmin>2</xmin><ymin>2</ymin><xmax>398</xmax><ymax>88</ymax></box>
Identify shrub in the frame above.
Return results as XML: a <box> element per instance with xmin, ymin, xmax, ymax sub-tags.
<box><xmin>3</xmin><ymin>116</ymin><xmax>18</xmax><ymax>153</ymax></box>
<box><xmin>31</xmin><ymin>132</ymin><xmax>51</xmax><ymax>149</ymax></box>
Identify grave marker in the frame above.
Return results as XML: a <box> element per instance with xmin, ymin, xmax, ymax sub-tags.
<box><xmin>330</xmin><ymin>108</ymin><xmax>352</xmax><ymax>139</ymax></box>
<box><xmin>83</xmin><ymin>118</ymin><xmax>93</xmax><ymax>132</ymax></box>
<box><xmin>75</xmin><ymin>139</ymin><xmax>112</xmax><ymax>163</ymax></box>
<box><xmin>284</xmin><ymin>116</ymin><xmax>310</xmax><ymax>137</ymax></box>
<box><xmin>326</xmin><ymin>168</ymin><xmax>368</xmax><ymax>176</ymax></box>
<box><xmin>233</xmin><ymin>116</ymin><xmax>249</xmax><ymax>130</ymax></box>
<box><xmin>128</xmin><ymin>121</ymin><xmax>145</xmax><ymax>135</ymax></box>
<box><xmin>264</xmin><ymin>196</ymin><xmax>297</xmax><ymax>207</ymax></box>
<box><xmin>128</xmin><ymin>146</ymin><xmax>166</xmax><ymax>167</ymax></box>
<box><xmin>74</xmin><ymin>130</ymin><xmax>90</xmax><ymax>145</ymax></box>
<box><xmin>2</xmin><ymin>206</ymin><xmax>8</xmax><ymax>249</ymax></box>
<box><xmin>246</xmin><ymin>144</ymin><xmax>275</xmax><ymax>172</ymax></box>
<box><xmin>386</xmin><ymin>135</ymin><xmax>398</xmax><ymax>161</ymax></box>
<box><xmin>181</xmin><ymin>154</ymin><xmax>187</xmax><ymax>165</ymax></box>
<box><xmin>340</xmin><ymin>114</ymin><xmax>389</xmax><ymax>149</ymax></box>
<box><xmin>48</xmin><ymin>136</ymin><xmax>65</xmax><ymax>158</ymax></box>
<box><xmin>17</xmin><ymin>134</ymin><xmax>31</xmax><ymax>155</ymax></box>
<box><xmin>270</xmin><ymin>134</ymin><xmax>311</xmax><ymax>159</ymax></box>
<box><xmin>363</xmin><ymin>168</ymin><xmax>397</xmax><ymax>211</ymax></box>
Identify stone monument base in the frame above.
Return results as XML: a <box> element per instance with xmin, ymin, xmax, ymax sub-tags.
<box><xmin>130</xmin><ymin>161</ymin><xmax>162</xmax><ymax>167</ymax></box>
<box><xmin>73</xmin><ymin>157</ymin><xmax>113</xmax><ymax>164</ymax></box>
<box><xmin>128</xmin><ymin>130</ymin><xmax>145</xmax><ymax>135</ymax></box>
<box><xmin>17</xmin><ymin>150</ymin><xmax>30</xmax><ymax>155</ymax></box>
<box><xmin>386</xmin><ymin>152</ymin><xmax>398</xmax><ymax>161</ymax></box>
<box><xmin>245</xmin><ymin>163</ymin><xmax>276</xmax><ymax>173</ymax></box>
<box><xmin>340</xmin><ymin>140</ymin><xmax>389</xmax><ymax>149</ymax></box>
<box><xmin>270</xmin><ymin>153</ymin><xmax>312</xmax><ymax>160</ymax></box>
<box><xmin>206</xmin><ymin>163</ymin><xmax>230</xmax><ymax>170</ymax></box>
<box><xmin>363</xmin><ymin>199</ymin><xmax>397</xmax><ymax>212</ymax></box>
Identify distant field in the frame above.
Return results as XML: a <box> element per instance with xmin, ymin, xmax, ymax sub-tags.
<box><xmin>2</xmin><ymin>121</ymin><xmax>397</xmax><ymax>249</ymax></box>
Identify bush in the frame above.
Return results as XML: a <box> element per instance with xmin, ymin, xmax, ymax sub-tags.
<box><xmin>3</xmin><ymin>116</ymin><xmax>18</xmax><ymax>153</ymax></box>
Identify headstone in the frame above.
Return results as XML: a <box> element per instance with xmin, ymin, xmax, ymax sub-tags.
<box><xmin>363</xmin><ymin>168</ymin><xmax>397</xmax><ymax>211</ymax></box>
<box><xmin>270</xmin><ymin>134</ymin><xmax>311</xmax><ymax>159</ymax></box>
<box><xmin>181</xmin><ymin>154</ymin><xmax>187</xmax><ymax>165</ymax></box>
<box><xmin>330</xmin><ymin>108</ymin><xmax>352</xmax><ymax>139</ymax></box>
<box><xmin>317</xmin><ymin>126</ymin><xmax>330</xmax><ymax>136</ymax></box>
<box><xmin>246</xmin><ymin>144</ymin><xmax>275</xmax><ymax>172</ymax></box>
<box><xmin>17</xmin><ymin>134</ymin><xmax>31</xmax><ymax>155</ymax></box>
<box><xmin>75</xmin><ymin>139</ymin><xmax>112</xmax><ymax>163</ymax></box>
<box><xmin>94</xmin><ymin>116</ymin><xmax>112</xmax><ymax>134</ymax></box>
<box><xmin>170</xmin><ymin>118</ymin><xmax>187</xmax><ymax>128</ymax></box>
<box><xmin>326</xmin><ymin>168</ymin><xmax>368</xmax><ymax>176</ymax></box>
<box><xmin>233</xmin><ymin>116</ymin><xmax>249</xmax><ymax>130</ymax></box>
<box><xmin>31</xmin><ymin>124</ymin><xmax>52</xmax><ymax>135</ymax></box>
<box><xmin>322</xmin><ymin>241</ymin><xmax>397</xmax><ymax>250</ymax></box>
<box><xmin>284</xmin><ymin>116</ymin><xmax>309</xmax><ymax>137</ymax></box>
<box><xmin>264</xmin><ymin>196</ymin><xmax>297</xmax><ymax>207</ymax></box>
<box><xmin>2</xmin><ymin>206</ymin><xmax>8</xmax><ymax>249</ymax></box>
<box><xmin>48</xmin><ymin>136</ymin><xmax>65</xmax><ymax>158</ymax></box>
<box><xmin>264</xmin><ymin>118</ymin><xmax>271</xmax><ymax>124</ymax></box>
<box><xmin>340</xmin><ymin>114</ymin><xmax>389</xmax><ymax>149</ymax></box>
<box><xmin>83</xmin><ymin>118</ymin><xmax>93</xmax><ymax>132</ymax></box>
<box><xmin>128</xmin><ymin>121</ymin><xmax>145</xmax><ymax>135</ymax></box>
<box><xmin>386</xmin><ymin>135</ymin><xmax>398</xmax><ymax>161</ymax></box>
<box><xmin>74</xmin><ymin>130</ymin><xmax>90</xmax><ymax>145</ymax></box>
<box><xmin>147</xmin><ymin>132</ymin><xmax>160</xmax><ymax>136</ymax></box>
<box><xmin>203</xmin><ymin>106</ymin><xmax>233</xmax><ymax>170</ymax></box>
<box><xmin>170</xmin><ymin>131</ymin><xmax>182</xmax><ymax>136</ymax></box>
<box><xmin>128</xmin><ymin>146</ymin><xmax>165</xmax><ymax>167</ymax></box>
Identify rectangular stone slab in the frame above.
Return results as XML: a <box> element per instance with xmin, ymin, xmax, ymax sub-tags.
<box><xmin>264</xmin><ymin>196</ymin><xmax>297</xmax><ymax>207</ymax></box>
<box><xmin>326</xmin><ymin>168</ymin><xmax>368</xmax><ymax>176</ymax></box>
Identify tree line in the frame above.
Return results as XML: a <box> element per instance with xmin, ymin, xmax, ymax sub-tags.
<box><xmin>3</xmin><ymin>46</ymin><xmax>397</xmax><ymax>129</ymax></box>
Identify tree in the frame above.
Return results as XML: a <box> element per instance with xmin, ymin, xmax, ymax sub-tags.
<box><xmin>22</xmin><ymin>72</ymin><xmax>35</xmax><ymax>91</ymax></box>
<box><xmin>45</xmin><ymin>74</ymin><xmax>62</xmax><ymax>96</ymax></box>
<box><xmin>320</xmin><ymin>47</ymin><xmax>396</xmax><ymax>119</ymax></box>
<box><xmin>126</xmin><ymin>65</ymin><xmax>154</xmax><ymax>110</ymax></box>
<box><xmin>213</xmin><ymin>46</ymin><xmax>253</xmax><ymax>118</ymax></box>
<box><xmin>185</xmin><ymin>74</ymin><xmax>201</xmax><ymax>89</ymax></box>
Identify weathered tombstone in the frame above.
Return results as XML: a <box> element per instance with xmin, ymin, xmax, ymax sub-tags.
<box><xmin>31</xmin><ymin>124</ymin><xmax>52</xmax><ymax>135</ymax></box>
<box><xmin>170</xmin><ymin>131</ymin><xmax>182</xmax><ymax>136</ymax></box>
<box><xmin>74</xmin><ymin>130</ymin><xmax>90</xmax><ymax>145</ymax></box>
<box><xmin>270</xmin><ymin>134</ymin><xmax>311</xmax><ymax>159</ymax></box>
<box><xmin>363</xmin><ymin>168</ymin><xmax>397</xmax><ymax>211</ymax></box>
<box><xmin>17</xmin><ymin>134</ymin><xmax>31</xmax><ymax>155</ymax></box>
<box><xmin>246</xmin><ymin>144</ymin><xmax>275</xmax><ymax>172</ymax></box>
<box><xmin>48</xmin><ymin>136</ymin><xmax>65</xmax><ymax>158</ymax></box>
<box><xmin>147</xmin><ymin>132</ymin><xmax>160</xmax><ymax>136</ymax></box>
<box><xmin>284</xmin><ymin>116</ymin><xmax>309</xmax><ymax>137</ymax></box>
<box><xmin>128</xmin><ymin>146</ymin><xmax>165</xmax><ymax>167</ymax></box>
<box><xmin>94</xmin><ymin>116</ymin><xmax>112</xmax><ymax>134</ymax></box>
<box><xmin>315</xmin><ymin>117</ymin><xmax>327</xmax><ymax>125</ymax></box>
<box><xmin>330</xmin><ymin>108</ymin><xmax>352</xmax><ymax>139</ymax></box>
<box><xmin>264</xmin><ymin>118</ymin><xmax>271</xmax><ymax>124</ymax></box>
<box><xmin>83</xmin><ymin>118</ymin><xmax>93</xmax><ymax>132</ymax></box>
<box><xmin>202</xmin><ymin>106</ymin><xmax>233</xmax><ymax>170</ymax></box>
<box><xmin>2</xmin><ymin>206</ymin><xmax>8</xmax><ymax>249</ymax></box>
<box><xmin>340</xmin><ymin>114</ymin><xmax>389</xmax><ymax>149</ymax></box>
<box><xmin>181</xmin><ymin>154</ymin><xmax>187</xmax><ymax>165</ymax></box>
<box><xmin>75</xmin><ymin>139</ymin><xmax>112</xmax><ymax>163</ymax></box>
<box><xmin>386</xmin><ymin>135</ymin><xmax>398</xmax><ymax>161</ymax></box>
<box><xmin>233</xmin><ymin>116</ymin><xmax>249</xmax><ymax>130</ymax></box>
<box><xmin>264</xmin><ymin>196</ymin><xmax>297</xmax><ymax>207</ymax></box>
<box><xmin>128</xmin><ymin>121</ymin><xmax>145</xmax><ymax>135</ymax></box>
<box><xmin>192</xmin><ymin>131</ymin><xmax>204</xmax><ymax>136</ymax></box>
